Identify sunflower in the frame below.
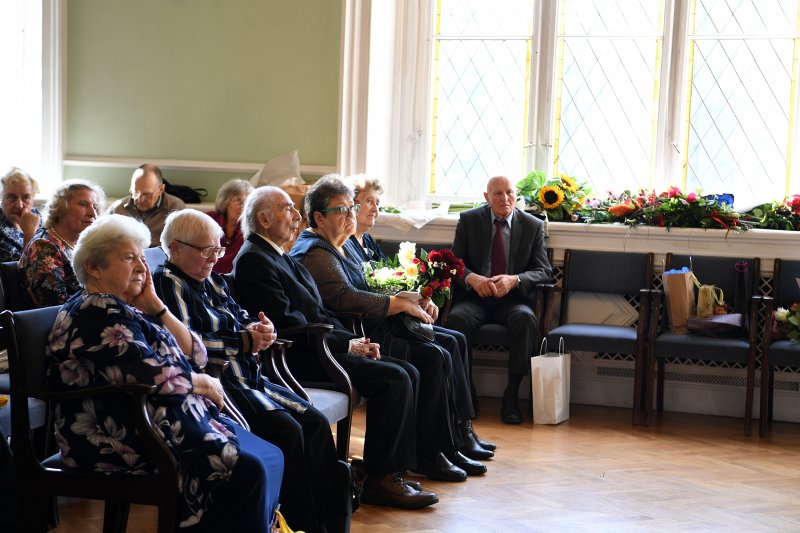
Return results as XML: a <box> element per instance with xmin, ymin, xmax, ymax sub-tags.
<box><xmin>539</xmin><ymin>186</ymin><xmax>564</xmax><ymax>209</ymax></box>
<box><xmin>559</xmin><ymin>174</ymin><xmax>579</xmax><ymax>193</ymax></box>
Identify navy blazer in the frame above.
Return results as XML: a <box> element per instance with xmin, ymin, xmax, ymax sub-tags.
<box><xmin>452</xmin><ymin>204</ymin><xmax>552</xmax><ymax>300</ymax></box>
<box><xmin>232</xmin><ymin>234</ymin><xmax>357</xmax><ymax>358</ymax></box>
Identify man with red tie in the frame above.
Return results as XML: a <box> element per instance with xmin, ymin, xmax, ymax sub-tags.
<box><xmin>447</xmin><ymin>176</ymin><xmax>552</xmax><ymax>424</ymax></box>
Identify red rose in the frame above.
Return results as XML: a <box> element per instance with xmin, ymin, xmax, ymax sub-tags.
<box><xmin>686</xmin><ymin>192</ymin><xmax>697</xmax><ymax>202</ymax></box>
<box><xmin>441</xmin><ymin>278</ymin><xmax>451</xmax><ymax>289</ymax></box>
<box><xmin>430</xmin><ymin>280</ymin><xmax>440</xmax><ymax>290</ymax></box>
<box><xmin>421</xmin><ymin>286</ymin><xmax>434</xmax><ymax>297</ymax></box>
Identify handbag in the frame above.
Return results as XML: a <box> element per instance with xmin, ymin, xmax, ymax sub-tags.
<box><xmin>687</xmin><ymin>313</ymin><xmax>746</xmax><ymax>338</ymax></box>
<box><xmin>390</xmin><ymin>313</ymin><xmax>435</xmax><ymax>342</ymax></box>
<box><xmin>162</xmin><ymin>177</ymin><xmax>208</xmax><ymax>204</ymax></box>
<box><xmin>530</xmin><ymin>337</ymin><xmax>570</xmax><ymax>424</ymax></box>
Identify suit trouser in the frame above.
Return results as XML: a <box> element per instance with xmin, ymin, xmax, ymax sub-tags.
<box><xmin>334</xmin><ymin>353</ymin><xmax>419</xmax><ymax>477</ymax></box>
<box><xmin>446</xmin><ymin>294</ymin><xmax>538</xmax><ymax>377</ymax></box>
<box><xmin>433</xmin><ymin>326</ymin><xmax>475</xmax><ymax>421</ymax></box>
<box><xmin>246</xmin><ymin>405</ymin><xmax>347</xmax><ymax>533</ymax></box>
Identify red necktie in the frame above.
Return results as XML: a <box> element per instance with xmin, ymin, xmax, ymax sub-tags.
<box><xmin>491</xmin><ymin>219</ymin><xmax>506</xmax><ymax>276</ymax></box>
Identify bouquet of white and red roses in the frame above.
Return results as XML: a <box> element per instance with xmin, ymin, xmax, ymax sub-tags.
<box><xmin>363</xmin><ymin>241</ymin><xmax>465</xmax><ymax>307</ymax></box>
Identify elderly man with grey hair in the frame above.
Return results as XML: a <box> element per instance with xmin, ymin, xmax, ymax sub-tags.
<box><xmin>106</xmin><ymin>163</ymin><xmax>185</xmax><ymax>247</ymax></box>
<box><xmin>231</xmin><ymin>185</ymin><xmax>440</xmax><ymax>510</ymax></box>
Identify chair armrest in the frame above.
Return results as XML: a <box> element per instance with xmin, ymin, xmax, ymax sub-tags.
<box><xmin>264</xmin><ymin>340</ymin><xmax>311</xmax><ymax>402</ymax></box>
<box><xmin>336</xmin><ymin>311</ymin><xmax>367</xmax><ymax>337</ymax></box>
<box><xmin>539</xmin><ymin>283</ymin><xmax>559</xmax><ymax>333</ymax></box>
<box><xmin>277</xmin><ymin>323</ymin><xmax>354</xmax><ymax>408</ymax></box>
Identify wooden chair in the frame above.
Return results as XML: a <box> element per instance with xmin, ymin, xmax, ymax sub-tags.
<box><xmin>0</xmin><ymin>261</ymin><xmax>27</xmax><ymax>312</ymax></box>
<box><xmin>758</xmin><ymin>258</ymin><xmax>800</xmax><ymax>437</ymax></box>
<box><xmin>541</xmin><ymin>249</ymin><xmax>655</xmax><ymax>425</ymax></box>
<box><xmin>1</xmin><ymin>307</ymin><xmax>179</xmax><ymax>533</ymax></box>
<box><xmin>646</xmin><ymin>254</ymin><xmax>762</xmax><ymax>435</ymax></box>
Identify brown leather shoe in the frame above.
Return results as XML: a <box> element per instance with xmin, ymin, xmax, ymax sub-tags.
<box><xmin>360</xmin><ymin>473</ymin><xmax>439</xmax><ymax>510</ymax></box>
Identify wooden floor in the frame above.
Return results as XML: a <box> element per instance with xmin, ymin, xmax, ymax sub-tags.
<box><xmin>51</xmin><ymin>399</ymin><xmax>800</xmax><ymax>532</ymax></box>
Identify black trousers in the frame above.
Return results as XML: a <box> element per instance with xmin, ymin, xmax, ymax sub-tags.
<box><xmin>433</xmin><ymin>325</ymin><xmax>475</xmax><ymax>422</ymax></box>
<box><xmin>334</xmin><ymin>353</ymin><xmax>419</xmax><ymax>477</ymax></box>
<box><xmin>246</xmin><ymin>405</ymin><xmax>347</xmax><ymax>533</ymax></box>
<box><xmin>447</xmin><ymin>294</ymin><xmax>538</xmax><ymax>377</ymax></box>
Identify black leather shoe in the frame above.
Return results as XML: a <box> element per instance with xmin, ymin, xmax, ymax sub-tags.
<box><xmin>458</xmin><ymin>429</ymin><xmax>494</xmax><ymax>460</ymax></box>
<box><xmin>447</xmin><ymin>451</ymin><xmax>487</xmax><ymax>476</ymax></box>
<box><xmin>413</xmin><ymin>452</ymin><xmax>467</xmax><ymax>482</ymax></box>
<box><xmin>501</xmin><ymin>394</ymin><xmax>523</xmax><ymax>424</ymax></box>
<box><xmin>469</xmin><ymin>422</ymin><xmax>497</xmax><ymax>451</ymax></box>
<box><xmin>360</xmin><ymin>473</ymin><xmax>438</xmax><ymax>509</ymax></box>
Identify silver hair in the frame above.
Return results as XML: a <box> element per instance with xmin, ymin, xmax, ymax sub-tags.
<box><xmin>1</xmin><ymin>167</ymin><xmax>39</xmax><ymax>195</ymax></box>
<box><xmin>160</xmin><ymin>209</ymin><xmax>223</xmax><ymax>259</ymax></box>
<box><xmin>215</xmin><ymin>178</ymin><xmax>254</xmax><ymax>213</ymax></box>
<box><xmin>240</xmin><ymin>185</ymin><xmax>284</xmax><ymax>239</ymax></box>
<box><xmin>72</xmin><ymin>214</ymin><xmax>150</xmax><ymax>286</ymax></box>
<box><xmin>43</xmin><ymin>179</ymin><xmax>106</xmax><ymax>228</ymax></box>
<box><xmin>347</xmin><ymin>174</ymin><xmax>383</xmax><ymax>198</ymax></box>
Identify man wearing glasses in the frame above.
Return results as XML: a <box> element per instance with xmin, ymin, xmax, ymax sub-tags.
<box><xmin>107</xmin><ymin>163</ymin><xmax>185</xmax><ymax>247</ymax></box>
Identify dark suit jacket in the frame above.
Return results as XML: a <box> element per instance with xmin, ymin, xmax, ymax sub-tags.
<box><xmin>232</xmin><ymin>234</ymin><xmax>357</xmax><ymax>370</ymax></box>
<box><xmin>453</xmin><ymin>204</ymin><xmax>552</xmax><ymax>301</ymax></box>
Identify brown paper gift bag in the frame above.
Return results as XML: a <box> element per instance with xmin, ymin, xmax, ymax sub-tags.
<box><xmin>662</xmin><ymin>270</ymin><xmax>696</xmax><ymax>334</ymax></box>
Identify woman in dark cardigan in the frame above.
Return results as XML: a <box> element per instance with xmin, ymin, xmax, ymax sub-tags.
<box><xmin>290</xmin><ymin>175</ymin><xmax>488</xmax><ymax>482</ymax></box>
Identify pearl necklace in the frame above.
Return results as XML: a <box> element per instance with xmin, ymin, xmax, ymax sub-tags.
<box><xmin>50</xmin><ymin>226</ymin><xmax>76</xmax><ymax>250</ymax></box>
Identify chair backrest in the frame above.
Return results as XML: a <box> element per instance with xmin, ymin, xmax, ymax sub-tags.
<box><xmin>666</xmin><ymin>254</ymin><xmax>759</xmax><ymax>305</ymax></box>
<box><xmin>144</xmin><ymin>246</ymin><xmax>168</xmax><ymax>270</ymax></box>
<box><xmin>559</xmin><ymin>249</ymin><xmax>654</xmax><ymax>323</ymax></box>
<box><xmin>2</xmin><ymin>307</ymin><xmax>60</xmax><ymax>458</ymax></box>
<box><xmin>0</xmin><ymin>261</ymin><xmax>26</xmax><ymax>311</ymax></box>
<box><xmin>772</xmin><ymin>258</ymin><xmax>800</xmax><ymax>307</ymax></box>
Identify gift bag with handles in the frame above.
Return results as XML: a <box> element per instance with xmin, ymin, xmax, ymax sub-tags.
<box><xmin>530</xmin><ymin>337</ymin><xmax>570</xmax><ymax>424</ymax></box>
<box><xmin>662</xmin><ymin>267</ymin><xmax>697</xmax><ymax>334</ymax></box>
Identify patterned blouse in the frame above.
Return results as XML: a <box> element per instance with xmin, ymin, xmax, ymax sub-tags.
<box><xmin>206</xmin><ymin>210</ymin><xmax>243</xmax><ymax>275</ymax></box>
<box><xmin>153</xmin><ymin>262</ymin><xmax>308</xmax><ymax>418</ymax></box>
<box><xmin>0</xmin><ymin>207</ymin><xmax>41</xmax><ymax>262</ymax></box>
<box><xmin>19</xmin><ymin>227</ymin><xmax>81</xmax><ymax>308</ymax></box>
<box><xmin>47</xmin><ymin>291</ymin><xmax>243</xmax><ymax>527</ymax></box>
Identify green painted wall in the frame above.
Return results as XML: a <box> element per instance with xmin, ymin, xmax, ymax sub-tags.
<box><xmin>65</xmin><ymin>0</ymin><xmax>341</xmax><ymax>198</ymax></box>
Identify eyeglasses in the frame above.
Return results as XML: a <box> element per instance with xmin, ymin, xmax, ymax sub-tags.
<box><xmin>176</xmin><ymin>240</ymin><xmax>226</xmax><ymax>258</ymax></box>
<box><xmin>319</xmin><ymin>204</ymin><xmax>361</xmax><ymax>217</ymax></box>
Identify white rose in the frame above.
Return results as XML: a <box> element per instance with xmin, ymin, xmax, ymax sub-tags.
<box><xmin>398</xmin><ymin>241</ymin><xmax>417</xmax><ymax>267</ymax></box>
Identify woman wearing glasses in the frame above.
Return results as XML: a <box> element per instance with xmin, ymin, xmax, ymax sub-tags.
<box><xmin>0</xmin><ymin>167</ymin><xmax>41</xmax><ymax>262</ymax></box>
<box><xmin>205</xmin><ymin>178</ymin><xmax>253</xmax><ymax>274</ymax></box>
<box><xmin>291</xmin><ymin>175</ymin><xmax>486</xmax><ymax>482</ymax></box>
<box><xmin>152</xmin><ymin>209</ymin><xmax>349</xmax><ymax>533</ymax></box>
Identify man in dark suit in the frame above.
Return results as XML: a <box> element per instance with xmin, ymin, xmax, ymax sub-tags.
<box><xmin>448</xmin><ymin>175</ymin><xmax>552</xmax><ymax>424</ymax></box>
<box><xmin>230</xmin><ymin>185</ymin><xmax>439</xmax><ymax>510</ymax></box>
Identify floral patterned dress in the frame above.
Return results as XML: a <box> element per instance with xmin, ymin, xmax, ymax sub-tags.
<box><xmin>47</xmin><ymin>290</ymin><xmax>280</xmax><ymax>528</ymax></box>
<box><xmin>18</xmin><ymin>227</ymin><xmax>81</xmax><ymax>307</ymax></box>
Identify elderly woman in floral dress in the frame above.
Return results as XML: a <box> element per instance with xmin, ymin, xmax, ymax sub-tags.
<box><xmin>47</xmin><ymin>214</ymin><xmax>283</xmax><ymax>531</ymax></box>
<box><xmin>19</xmin><ymin>179</ymin><xmax>104</xmax><ymax>308</ymax></box>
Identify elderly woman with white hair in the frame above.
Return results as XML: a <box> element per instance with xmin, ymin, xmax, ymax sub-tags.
<box><xmin>152</xmin><ymin>209</ymin><xmax>349</xmax><ymax>533</ymax></box>
<box><xmin>47</xmin><ymin>213</ymin><xmax>284</xmax><ymax>532</ymax></box>
<box><xmin>19</xmin><ymin>179</ymin><xmax>105</xmax><ymax>308</ymax></box>
<box><xmin>205</xmin><ymin>178</ymin><xmax>253</xmax><ymax>274</ymax></box>
<box><xmin>0</xmin><ymin>167</ymin><xmax>41</xmax><ymax>261</ymax></box>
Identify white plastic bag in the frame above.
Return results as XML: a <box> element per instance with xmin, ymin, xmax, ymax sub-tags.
<box><xmin>530</xmin><ymin>337</ymin><xmax>570</xmax><ymax>424</ymax></box>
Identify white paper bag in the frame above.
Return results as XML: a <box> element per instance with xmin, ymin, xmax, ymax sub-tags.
<box><xmin>531</xmin><ymin>338</ymin><xmax>570</xmax><ymax>424</ymax></box>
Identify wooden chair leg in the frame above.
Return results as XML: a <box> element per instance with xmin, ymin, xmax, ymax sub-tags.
<box><xmin>336</xmin><ymin>417</ymin><xmax>351</xmax><ymax>462</ymax></box>
<box><xmin>768</xmin><ymin>367</ymin><xmax>775</xmax><ymax>423</ymax></box>
<box><xmin>102</xmin><ymin>501</ymin><xmax>130</xmax><ymax>533</ymax></box>
<box><xmin>632</xmin><ymin>352</ymin><xmax>643</xmax><ymax>426</ymax></box>
<box><xmin>744</xmin><ymin>359</ymin><xmax>755</xmax><ymax>437</ymax></box>
<box><xmin>656</xmin><ymin>359</ymin><xmax>665</xmax><ymax>412</ymax></box>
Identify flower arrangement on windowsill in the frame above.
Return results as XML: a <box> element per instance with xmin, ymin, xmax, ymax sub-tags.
<box><xmin>740</xmin><ymin>195</ymin><xmax>800</xmax><ymax>231</ymax></box>
<box><xmin>516</xmin><ymin>171</ymin><xmax>592</xmax><ymax>221</ymax></box>
<box><xmin>363</xmin><ymin>241</ymin><xmax>465</xmax><ymax>307</ymax></box>
<box><xmin>578</xmin><ymin>187</ymin><xmax>751</xmax><ymax>232</ymax></box>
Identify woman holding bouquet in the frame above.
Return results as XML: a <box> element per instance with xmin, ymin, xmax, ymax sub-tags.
<box><xmin>347</xmin><ymin>176</ymin><xmax>495</xmax><ymax>459</ymax></box>
<box><xmin>291</xmin><ymin>175</ymin><xmax>488</xmax><ymax>482</ymax></box>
